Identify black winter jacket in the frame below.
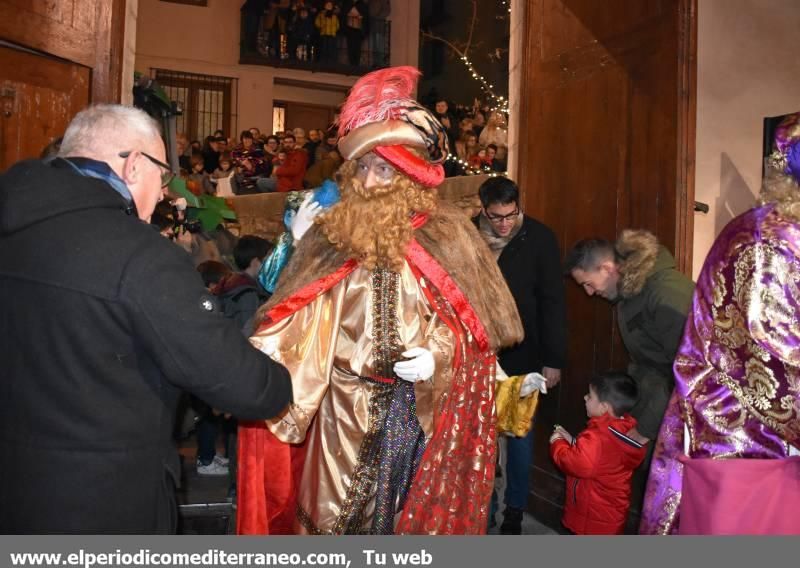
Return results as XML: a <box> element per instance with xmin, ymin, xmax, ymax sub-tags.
<box><xmin>0</xmin><ymin>159</ymin><xmax>292</xmax><ymax>533</ymax></box>
<box><xmin>475</xmin><ymin>215</ymin><xmax>568</xmax><ymax>375</ymax></box>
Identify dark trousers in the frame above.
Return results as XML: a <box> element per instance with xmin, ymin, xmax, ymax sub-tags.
<box><xmin>504</xmin><ymin>427</ymin><xmax>535</xmax><ymax>509</ymax></box>
<box><xmin>196</xmin><ymin>413</ymin><xmax>236</xmax><ymax>465</ymax></box>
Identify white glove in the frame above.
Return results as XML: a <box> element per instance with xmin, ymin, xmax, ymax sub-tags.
<box><xmin>393</xmin><ymin>347</ymin><xmax>435</xmax><ymax>382</ymax></box>
<box><xmin>520</xmin><ymin>372</ymin><xmax>547</xmax><ymax>397</ymax></box>
<box><xmin>291</xmin><ymin>193</ymin><xmax>323</xmax><ymax>241</ymax></box>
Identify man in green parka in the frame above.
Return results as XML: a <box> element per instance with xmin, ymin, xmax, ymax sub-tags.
<box><xmin>564</xmin><ymin>230</ymin><xmax>695</xmax><ymax>444</ymax></box>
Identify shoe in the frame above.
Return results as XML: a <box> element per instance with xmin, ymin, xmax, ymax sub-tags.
<box><xmin>500</xmin><ymin>506</ymin><xmax>523</xmax><ymax>535</ymax></box>
<box><xmin>196</xmin><ymin>459</ymin><xmax>229</xmax><ymax>476</ymax></box>
<box><xmin>213</xmin><ymin>455</ymin><xmax>229</xmax><ymax>467</ymax></box>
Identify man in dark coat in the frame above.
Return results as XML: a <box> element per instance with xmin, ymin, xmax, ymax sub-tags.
<box><xmin>0</xmin><ymin>104</ymin><xmax>293</xmax><ymax>534</ymax></box>
<box><xmin>474</xmin><ymin>177</ymin><xmax>568</xmax><ymax>534</ymax></box>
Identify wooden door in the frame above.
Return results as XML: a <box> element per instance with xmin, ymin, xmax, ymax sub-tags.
<box><xmin>0</xmin><ymin>47</ymin><xmax>91</xmax><ymax>170</ymax></box>
<box><xmin>516</xmin><ymin>0</ymin><xmax>696</xmax><ymax>532</ymax></box>
<box><xmin>0</xmin><ymin>0</ymin><xmax>125</xmax><ymax>169</ymax></box>
<box><xmin>284</xmin><ymin>102</ymin><xmax>338</xmax><ymax>135</ymax></box>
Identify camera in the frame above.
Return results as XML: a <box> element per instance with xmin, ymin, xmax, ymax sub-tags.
<box><xmin>170</xmin><ymin>198</ymin><xmax>203</xmax><ymax>237</ymax></box>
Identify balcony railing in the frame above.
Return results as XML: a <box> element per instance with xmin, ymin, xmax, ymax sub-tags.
<box><xmin>240</xmin><ymin>15</ymin><xmax>391</xmax><ymax>76</ymax></box>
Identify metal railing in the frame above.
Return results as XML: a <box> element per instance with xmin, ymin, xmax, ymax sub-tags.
<box><xmin>239</xmin><ymin>16</ymin><xmax>391</xmax><ymax>76</ymax></box>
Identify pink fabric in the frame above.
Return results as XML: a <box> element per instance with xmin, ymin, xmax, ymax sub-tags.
<box><xmin>678</xmin><ymin>456</ymin><xmax>800</xmax><ymax>535</ymax></box>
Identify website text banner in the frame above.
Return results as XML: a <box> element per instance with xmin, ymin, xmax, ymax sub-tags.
<box><xmin>0</xmin><ymin>535</ymin><xmax>782</xmax><ymax>568</ymax></box>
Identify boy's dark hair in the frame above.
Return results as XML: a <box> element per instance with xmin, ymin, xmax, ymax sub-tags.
<box><xmin>240</xmin><ymin>130</ymin><xmax>254</xmax><ymax>141</ymax></box>
<box><xmin>478</xmin><ymin>176</ymin><xmax>519</xmax><ymax>208</ymax></box>
<box><xmin>563</xmin><ymin>238</ymin><xmax>618</xmax><ymax>275</ymax></box>
<box><xmin>590</xmin><ymin>371</ymin><xmax>639</xmax><ymax>416</ymax></box>
<box><xmin>190</xmin><ymin>152</ymin><xmax>204</xmax><ymax>168</ymax></box>
<box><xmin>283</xmin><ymin>134</ymin><xmax>296</xmax><ymax>143</ymax></box>
<box><xmin>233</xmin><ymin>235</ymin><xmax>272</xmax><ymax>270</ymax></box>
<box><xmin>196</xmin><ymin>260</ymin><xmax>232</xmax><ymax>287</ymax></box>
<box><xmin>487</xmin><ymin>143</ymin><xmax>498</xmax><ymax>152</ymax></box>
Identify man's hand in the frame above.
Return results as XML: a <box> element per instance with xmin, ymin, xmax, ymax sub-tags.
<box><xmin>174</xmin><ymin>228</ymin><xmax>192</xmax><ymax>251</ymax></box>
<box><xmin>393</xmin><ymin>347</ymin><xmax>434</xmax><ymax>382</ymax></box>
<box><xmin>549</xmin><ymin>425</ymin><xmax>573</xmax><ymax>445</ymax></box>
<box><xmin>542</xmin><ymin>366</ymin><xmax>562</xmax><ymax>389</ymax></box>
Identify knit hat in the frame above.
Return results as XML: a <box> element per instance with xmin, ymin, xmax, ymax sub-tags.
<box><xmin>336</xmin><ymin>66</ymin><xmax>449</xmax><ymax>187</ymax></box>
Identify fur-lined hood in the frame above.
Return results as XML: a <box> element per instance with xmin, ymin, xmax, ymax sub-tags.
<box><xmin>259</xmin><ymin>201</ymin><xmax>523</xmax><ymax>351</ymax></box>
<box><xmin>616</xmin><ymin>229</ymin><xmax>675</xmax><ymax>298</ymax></box>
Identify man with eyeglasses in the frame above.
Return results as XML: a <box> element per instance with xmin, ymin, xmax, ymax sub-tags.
<box><xmin>0</xmin><ymin>104</ymin><xmax>292</xmax><ymax>533</ymax></box>
<box><xmin>475</xmin><ymin>176</ymin><xmax>568</xmax><ymax>534</ymax></box>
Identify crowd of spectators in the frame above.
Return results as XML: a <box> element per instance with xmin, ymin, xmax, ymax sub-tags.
<box><xmin>430</xmin><ymin>98</ymin><xmax>509</xmax><ymax>177</ymax></box>
<box><xmin>241</xmin><ymin>0</ymin><xmax>391</xmax><ymax>67</ymax></box>
<box><xmin>176</xmin><ymin>125</ymin><xmax>340</xmax><ymax>196</ymax></box>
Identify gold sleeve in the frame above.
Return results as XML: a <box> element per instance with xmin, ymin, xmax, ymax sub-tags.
<box><xmin>249</xmin><ymin>280</ymin><xmax>348</xmax><ymax>444</ymax></box>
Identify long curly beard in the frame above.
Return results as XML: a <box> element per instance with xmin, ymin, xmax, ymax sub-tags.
<box><xmin>317</xmin><ymin>160</ymin><xmax>437</xmax><ymax>271</ymax></box>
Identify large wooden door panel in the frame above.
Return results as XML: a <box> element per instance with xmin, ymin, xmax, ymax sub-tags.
<box><xmin>0</xmin><ymin>0</ymin><xmax>122</xmax><ymax>103</ymax></box>
<box><xmin>0</xmin><ymin>1</ymin><xmax>97</xmax><ymax>68</ymax></box>
<box><xmin>0</xmin><ymin>46</ymin><xmax>90</xmax><ymax>170</ymax></box>
<box><xmin>517</xmin><ymin>0</ymin><xmax>695</xmax><ymax>532</ymax></box>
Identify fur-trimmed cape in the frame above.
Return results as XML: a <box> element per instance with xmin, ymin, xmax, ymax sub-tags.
<box><xmin>256</xmin><ymin>201</ymin><xmax>523</xmax><ymax>351</ymax></box>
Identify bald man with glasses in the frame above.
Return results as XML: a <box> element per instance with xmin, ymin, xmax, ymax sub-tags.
<box><xmin>0</xmin><ymin>104</ymin><xmax>292</xmax><ymax>533</ymax></box>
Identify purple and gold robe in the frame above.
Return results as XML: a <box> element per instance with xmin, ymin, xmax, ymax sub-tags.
<box><xmin>640</xmin><ymin>204</ymin><xmax>800</xmax><ymax>534</ymax></box>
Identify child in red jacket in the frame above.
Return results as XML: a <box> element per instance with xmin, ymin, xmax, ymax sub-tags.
<box><xmin>549</xmin><ymin>371</ymin><xmax>647</xmax><ymax>534</ymax></box>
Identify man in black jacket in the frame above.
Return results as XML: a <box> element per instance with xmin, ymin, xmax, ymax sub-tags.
<box><xmin>0</xmin><ymin>104</ymin><xmax>292</xmax><ymax>534</ymax></box>
<box><xmin>475</xmin><ymin>177</ymin><xmax>568</xmax><ymax>534</ymax></box>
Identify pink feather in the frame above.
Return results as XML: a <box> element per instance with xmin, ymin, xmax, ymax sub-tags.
<box><xmin>337</xmin><ymin>66</ymin><xmax>421</xmax><ymax>137</ymax></box>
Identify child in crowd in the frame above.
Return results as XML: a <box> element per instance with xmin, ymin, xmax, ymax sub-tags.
<box><xmin>187</xmin><ymin>153</ymin><xmax>214</xmax><ymax>196</ymax></box>
<box><xmin>212</xmin><ymin>151</ymin><xmax>235</xmax><ymax>181</ymax></box>
<box><xmin>549</xmin><ymin>371</ymin><xmax>647</xmax><ymax>535</ymax></box>
<box><xmin>206</xmin><ymin>236</ymin><xmax>273</xmax><ymax>503</ymax></box>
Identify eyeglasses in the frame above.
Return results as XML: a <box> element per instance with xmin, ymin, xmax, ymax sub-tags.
<box><xmin>119</xmin><ymin>151</ymin><xmax>175</xmax><ymax>188</ymax></box>
<box><xmin>485</xmin><ymin>208</ymin><xmax>520</xmax><ymax>224</ymax></box>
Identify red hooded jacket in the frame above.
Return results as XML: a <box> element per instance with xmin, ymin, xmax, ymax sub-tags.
<box><xmin>550</xmin><ymin>413</ymin><xmax>646</xmax><ymax>534</ymax></box>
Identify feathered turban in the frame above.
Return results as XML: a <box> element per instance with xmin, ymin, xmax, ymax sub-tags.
<box><xmin>337</xmin><ymin>66</ymin><xmax>449</xmax><ymax>187</ymax></box>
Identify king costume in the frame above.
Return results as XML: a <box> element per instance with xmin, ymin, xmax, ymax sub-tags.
<box><xmin>237</xmin><ymin>67</ymin><xmax>523</xmax><ymax>535</ymax></box>
<box><xmin>640</xmin><ymin>112</ymin><xmax>800</xmax><ymax>535</ymax></box>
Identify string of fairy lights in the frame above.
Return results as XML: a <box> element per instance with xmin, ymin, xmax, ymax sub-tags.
<box><xmin>454</xmin><ymin>1</ymin><xmax>511</xmax><ymax>114</ymax></box>
<box><xmin>444</xmin><ymin>153</ymin><xmax>507</xmax><ymax>177</ymax></box>
<box><xmin>459</xmin><ymin>54</ymin><xmax>509</xmax><ymax>114</ymax></box>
